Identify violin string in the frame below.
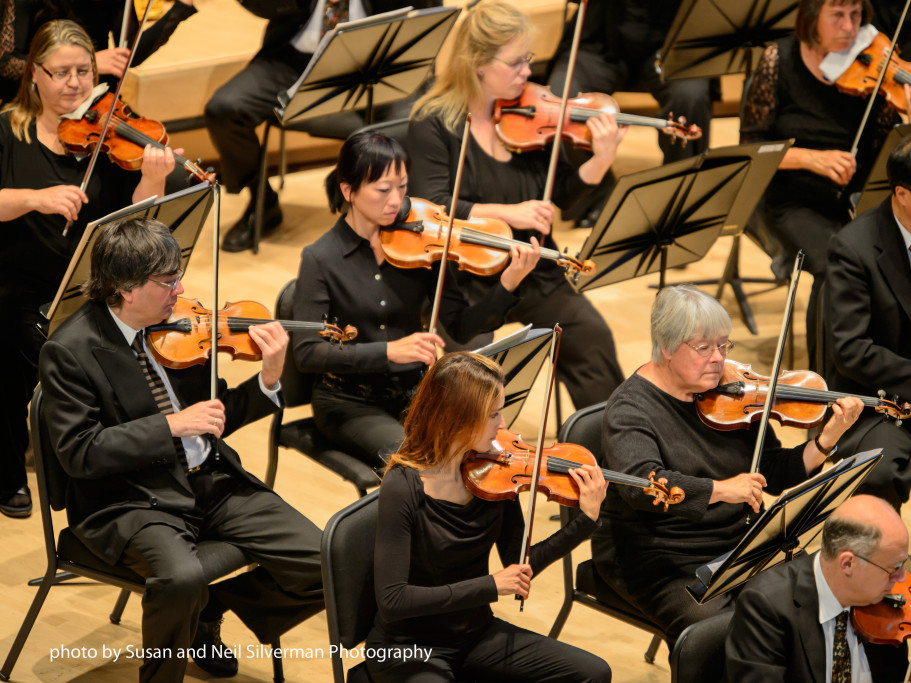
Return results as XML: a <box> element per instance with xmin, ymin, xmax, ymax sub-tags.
<box><xmin>757</xmin><ymin>384</ymin><xmax>880</xmax><ymax>407</ymax></box>
<box><xmin>223</xmin><ymin>316</ymin><xmax>325</xmax><ymax>331</ymax></box>
<box><xmin>570</xmin><ymin>106</ymin><xmax>670</xmax><ymax>131</ymax></box>
<box><xmin>504</xmin><ymin>450</ymin><xmax>651</xmax><ymax>488</ymax></box>
<box><xmin>453</xmin><ymin>225</ymin><xmax>566</xmax><ymax>261</ymax></box>
<box><xmin>112</xmin><ymin>118</ymin><xmax>198</xmax><ymax>171</ymax></box>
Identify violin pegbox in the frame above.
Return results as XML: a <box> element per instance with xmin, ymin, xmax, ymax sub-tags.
<box><xmin>663</xmin><ymin>112</ymin><xmax>703</xmax><ymax>146</ymax></box>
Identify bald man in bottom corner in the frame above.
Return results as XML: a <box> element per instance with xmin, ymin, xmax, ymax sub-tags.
<box><xmin>725</xmin><ymin>495</ymin><xmax>909</xmax><ymax>682</ymax></box>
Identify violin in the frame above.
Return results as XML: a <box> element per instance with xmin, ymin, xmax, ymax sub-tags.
<box><xmin>836</xmin><ymin>31</ymin><xmax>911</xmax><ymax>114</ymax></box>
<box><xmin>494</xmin><ymin>82</ymin><xmax>703</xmax><ymax>153</ymax></box>
<box><xmin>462</xmin><ymin>428</ymin><xmax>685</xmax><ymax>511</ymax></box>
<box><xmin>57</xmin><ymin>92</ymin><xmax>210</xmax><ymax>183</ymax></box>
<box><xmin>381</xmin><ymin>196</ymin><xmax>595</xmax><ymax>282</ymax></box>
<box><xmin>851</xmin><ymin>572</ymin><xmax>911</xmax><ymax>647</ymax></box>
<box><xmin>694</xmin><ymin>359</ymin><xmax>911</xmax><ymax>431</ymax></box>
<box><xmin>146</xmin><ymin>297</ymin><xmax>357</xmax><ymax>369</ymax></box>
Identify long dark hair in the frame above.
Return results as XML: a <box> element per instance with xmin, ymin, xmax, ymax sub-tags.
<box><xmin>324</xmin><ymin>130</ymin><xmax>410</xmax><ymax>213</ymax></box>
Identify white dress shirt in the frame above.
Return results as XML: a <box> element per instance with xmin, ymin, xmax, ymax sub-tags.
<box><xmin>814</xmin><ymin>552</ymin><xmax>872</xmax><ymax>683</ymax></box>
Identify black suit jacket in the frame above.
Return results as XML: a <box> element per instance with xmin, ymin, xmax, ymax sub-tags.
<box><xmin>38</xmin><ymin>300</ymin><xmax>281</xmax><ymax>565</ymax></box>
<box><xmin>826</xmin><ymin>198</ymin><xmax>911</xmax><ymax>401</ymax></box>
<box><xmin>725</xmin><ymin>551</ymin><xmax>907</xmax><ymax>682</ymax></box>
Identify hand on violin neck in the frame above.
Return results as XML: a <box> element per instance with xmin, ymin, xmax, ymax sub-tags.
<box><xmin>18</xmin><ymin>185</ymin><xmax>88</xmax><ymax>222</ymax></box>
<box><xmin>569</xmin><ymin>463</ymin><xmax>607</xmax><ymax>521</ymax></box>
<box><xmin>809</xmin><ymin>396</ymin><xmax>864</xmax><ymax>467</ymax></box>
<box><xmin>247</xmin><ymin>321</ymin><xmax>288</xmax><ymax>390</ymax></box>
<box><xmin>95</xmin><ymin>48</ymin><xmax>129</xmax><ymax>79</ymax></box>
<box><xmin>579</xmin><ymin>112</ymin><xmax>626</xmax><ymax>186</ymax></box>
<box><xmin>499</xmin><ymin>237</ymin><xmax>540</xmax><ymax>292</ymax></box>
<box><xmin>133</xmin><ymin>145</ymin><xmax>178</xmax><ymax>202</ymax></box>
<box><xmin>167</xmin><ymin>399</ymin><xmax>226</xmax><ymax>438</ymax></box>
<box><xmin>493</xmin><ymin>563</ymin><xmax>532</xmax><ymax>599</ymax></box>
<box><xmin>387</xmin><ymin>332</ymin><xmax>444</xmax><ymax>366</ymax></box>
<box><xmin>710</xmin><ymin>472</ymin><xmax>767</xmax><ymax>513</ymax></box>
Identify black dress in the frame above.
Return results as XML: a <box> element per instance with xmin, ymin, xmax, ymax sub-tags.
<box><xmin>292</xmin><ymin>215</ymin><xmax>520</xmax><ymax>466</ymax></box>
<box><xmin>0</xmin><ymin>113</ymin><xmax>138</xmax><ymax>503</ymax></box>
<box><xmin>407</xmin><ymin>114</ymin><xmax>625</xmax><ymax>411</ymax></box>
<box><xmin>592</xmin><ymin>372</ymin><xmax>813</xmax><ymax>644</ymax></box>
<box><xmin>366</xmin><ymin>464</ymin><xmax>611</xmax><ymax>682</ymax></box>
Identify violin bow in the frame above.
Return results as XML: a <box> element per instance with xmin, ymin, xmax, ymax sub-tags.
<box><xmin>119</xmin><ymin>0</ymin><xmax>132</xmax><ymax>49</ymax></box>
<box><xmin>746</xmin><ymin>251</ymin><xmax>804</xmax><ymax>521</ymax></box>
<box><xmin>847</xmin><ymin>0</ymin><xmax>911</xmax><ymax>158</ymax></box>
<box><xmin>541</xmin><ymin>0</ymin><xmax>587</xmax><ymax>204</ymax></box>
<box><xmin>62</xmin><ymin>0</ymin><xmax>153</xmax><ymax>236</ymax></box>
<box><xmin>516</xmin><ymin>324</ymin><xmax>562</xmax><ymax>611</ymax></box>
<box><xmin>426</xmin><ymin>113</ymin><xmax>471</xmax><ymax>340</ymax></box>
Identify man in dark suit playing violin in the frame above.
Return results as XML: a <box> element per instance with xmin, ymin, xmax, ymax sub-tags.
<box><xmin>824</xmin><ymin>135</ymin><xmax>911</xmax><ymax>512</ymax></box>
<box><xmin>725</xmin><ymin>495</ymin><xmax>909</xmax><ymax>682</ymax></box>
<box><xmin>38</xmin><ymin>217</ymin><xmax>324</xmax><ymax>682</ymax></box>
<box><xmin>204</xmin><ymin>0</ymin><xmax>441</xmax><ymax>252</ymax></box>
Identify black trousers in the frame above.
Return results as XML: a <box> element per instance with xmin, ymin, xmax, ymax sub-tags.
<box><xmin>311</xmin><ymin>385</ymin><xmax>409</xmax><ymax>467</ymax></box>
<box><xmin>837</xmin><ymin>415</ymin><xmax>911</xmax><ymax>511</ymax></box>
<box><xmin>0</xmin><ymin>289</ymin><xmax>46</xmax><ymax>500</ymax></box>
<box><xmin>365</xmin><ymin>617</ymin><xmax>611</xmax><ymax>683</ymax></box>
<box><xmin>204</xmin><ymin>44</ymin><xmax>311</xmax><ymax>193</ymax></box>
<box><xmin>505</xmin><ymin>278</ymin><xmax>624</xmax><ymax>412</ymax></box>
<box><xmin>120</xmin><ymin>462</ymin><xmax>324</xmax><ymax>682</ymax></box>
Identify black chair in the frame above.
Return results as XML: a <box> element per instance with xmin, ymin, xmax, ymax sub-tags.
<box><xmin>548</xmin><ymin>401</ymin><xmax>665</xmax><ymax>664</ymax></box>
<box><xmin>1</xmin><ymin>386</ymin><xmax>284</xmax><ymax>683</ymax></box>
<box><xmin>669</xmin><ymin>611</ymin><xmax>733</xmax><ymax>683</ymax></box>
<box><xmin>265</xmin><ymin>279</ymin><xmax>380</xmax><ymax>496</ymax></box>
<box><xmin>321</xmin><ymin>490</ymin><xmax>380</xmax><ymax>683</ymax></box>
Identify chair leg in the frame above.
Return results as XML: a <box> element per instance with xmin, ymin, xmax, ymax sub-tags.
<box><xmin>253</xmin><ymin>121</ymin><xmax>273</xmax><ymax>255</ymax></box>
<box><xmin>271</xmin><ymin>639</ymin><xmax>284</xmax><ymax>683</ymax></box>
<box><xmin>644</xmin><ymin>634</ymin><xmax>662</xmax><ymax>664</ymax></box>
<box><xmin>265</xmin><ymin>443</ymin><xmax>279</xmax><ymax>489</ymax></box>
<box><xmin>110</xmin><ymin>589</ymin><xmax>130</xmax><ymax>624</ymax></box>
<box><xmin>548</xmin><ymin>596</ymin><xmax>573</xmax><ymax>639</ymax></box>
<box><xmin>1</xmin><ymin>568</ymin><xmax>56</xmax><ymax>681</ymax></box>
<box><xmin>27</xmin><ymin>570</ymin><xmax>78</xmax><ymax>587</ymax></box>
<box><xmin>279</xmin><ymin>129</ymin><xmax>287</xmax><ymax>190</ymax></box>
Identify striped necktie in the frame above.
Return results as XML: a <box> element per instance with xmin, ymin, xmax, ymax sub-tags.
<box><xmin>832</xmin><ymin>610</ymin><xmax>851</xmax><ymax>683</ymax></box>
<box><xmin>132</xmin><ymin>332</ymin><xmax>174</xmax><ymax>415</ymax></box>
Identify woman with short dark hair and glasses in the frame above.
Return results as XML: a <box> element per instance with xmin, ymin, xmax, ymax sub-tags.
<box><xmin>0</xmin><ymin>20</ymin><xmax>176</xmax><ymax>518</ymax></box>
<box><xmin>590</xmin><ymin>284</ymin><xmax>863</xmax><ymax>648</ymax></box>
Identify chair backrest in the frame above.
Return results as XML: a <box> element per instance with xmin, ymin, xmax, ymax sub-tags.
<box><xmin>669</xmin><ymin>611</ymin><xmax>734</xmax><ymax>683</ymax></box>
<box><xmin>31</xmin><ymin>385</ymin><xmax>69</xmax><ymax>512</ymax></box>
<box><xmin>275</xmin><ymin>279</ymin><xmax>316</xmax><ymax>408</ymax></box>
<box><xmin>321</xmin><ymin>491</ymin><xmax>380</xmax><ymax>682</ymax></box>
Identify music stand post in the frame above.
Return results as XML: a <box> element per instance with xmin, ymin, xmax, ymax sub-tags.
<box><xmin>41</xmin><ymin>182</ymin><xmax>214</xmax><ymax>337</ymax></box>
<box><xmin>687</xmin><ymin>449</ymin><xmax>883</xmax><ymax>604</ymax></box>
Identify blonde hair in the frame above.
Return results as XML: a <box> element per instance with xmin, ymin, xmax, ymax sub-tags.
<box><xmin>411</xmin><ymin>0</ymin><xmax>528</xmax><ymax>133</ymax></box>
<box><xmin>386</xmin><ymin>352</ymin><xmax>505</xmax><ymax>472</ymax></box>
<box><xmin>3</xmin><ymin>20</ymin><xmax>98</xmax><ymax>142</ymax></box>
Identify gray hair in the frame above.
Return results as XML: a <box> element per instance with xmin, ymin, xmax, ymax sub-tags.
<box><xmin>651</xmin><ymin>285</ymin><xmax>732</xmax><ymax>364</ymax></box>
<box><xmin>820</xmin><ymin>514</ymin><xmax>882</xmax><ymax>561</ymax></box>
<box><xmin>82</xmin><ymin>217</ymin><xmax>181</xmax><ymax>306</ymax></box>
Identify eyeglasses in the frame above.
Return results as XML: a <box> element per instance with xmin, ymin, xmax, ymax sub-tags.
<box><xmin>38</xmin><ymin>63</ymin><xmax>94</xmax><ymax>82</ymax></box>
<box><xmin>492</xmin><ymin>52</ymin><xmax>535</xmax><ymax>70</ymax></box>
<box><xmin>146</xmin><ymin>270</ymin><xmax>184</xmax><ymax>291</ymax></box>
<box><xmin>854</xmin><ymin>553</ymin><xmax>911</xmax><ymax>580</ymax></box>
<box><xmin>685</xmin><ymin>340</ymin><xmax>735</xmax><ymax>357</ymax></box>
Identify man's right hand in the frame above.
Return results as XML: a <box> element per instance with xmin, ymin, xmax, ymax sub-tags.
<box><xmin>166</xmin><ymin>399</ymin><xmax>226</xmax><ymax>438</ymax></box>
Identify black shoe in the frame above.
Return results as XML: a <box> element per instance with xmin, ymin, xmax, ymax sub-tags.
<box><xmin>221</xmin><ymin>203</ymin><xmax>283</xmax><ymax>252</ymax></box>
<box><xmin>0</xmin><ymin>486</ymin><xmax>32</xmax><ymax>518</ymax></box>
<box><xmin>191</xmin><ymin>618</ymin><xmax>238</xmax><ymax>677</ymax></box>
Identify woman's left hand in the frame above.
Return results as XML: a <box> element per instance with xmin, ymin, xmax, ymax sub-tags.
<box><xmin>817</xmin><ymin>396</ymin><xmax>864</xmax><ymax>453</ymax></box>
<box><xmin>140</xmin><ymin>144</ymin><xmax>178</xmax><ymax>184</ymax></box>
<box><xmin>569</xmin><ymin>464</ymin><xmax>607</xmax><ymax>521</ymax></box>
<box><xmin>588</xmin><ymin>112</ymin><xmax>627</xmax><ymax>166</ymax></box>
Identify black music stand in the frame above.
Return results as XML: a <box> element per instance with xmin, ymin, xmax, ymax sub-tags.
<box><xmin>687</xmin><ymin>449</ymin><xmax>883</xmax><ymax>604</ymax></box>
<box><xmin>853</xmin><ymin>123</ymin><xmax>911</xmax><ymax>216</ymax></box>
<box><xmin>679</xmin><ymin>140</ymin><xmax>793</xmax><ymax>334</ymax></box>
<box><xmin>41</xmin><ymin>182</ymin><xmax>213</xmax><ymax>336</ymax></box>
<box><xmin>573</xmin><ymin>145</ymin><xmax>775</xmax><ymax>294</ymax></box>
<box><xmin>276</xmin><ymin>5</ymin><xmax>459</xmax><ymax>127</ymax></box>
<box><xmin>658</xmin><ymin>0</ymin><xmax>798</xmax><ymax>81</ymax></box>
<box><xmin>475</xmin><ymin>326</ymin><xmax>553</xmax><ymax>429</ymax></box>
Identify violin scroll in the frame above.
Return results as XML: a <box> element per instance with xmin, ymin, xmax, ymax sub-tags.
<box><xmin>642</xmin><ymin>471</ymin><xmax>686</xmax><ymax>512</ymax></box>
<box><xmin>319</xmin><ymin>316</ymin><xmax>358</xmax><ymax>346</ymax></box>
<box><xmin>663</xmin><ymin>113</ymin><xmax>704</xmax><ymax>145</ymax></box>
<box><xmin>875</xmin><ymin>389</ymin><xmax>911</xmax><ymax>426</ymax></box>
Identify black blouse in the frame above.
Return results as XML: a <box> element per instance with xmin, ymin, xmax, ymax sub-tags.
<box><xmin>373</xmin><ymin>465</ymin><xmax>598</xmax><ymax>644</ymax></box>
